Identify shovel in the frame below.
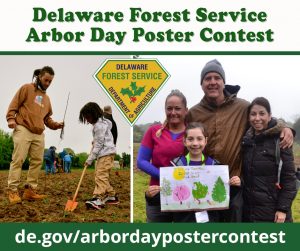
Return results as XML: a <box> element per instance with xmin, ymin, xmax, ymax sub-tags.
<box><xmin>64</xmin><ymin>164</ymin><xmax>88</xmax><ymax>212</ymax></box>
<box><xmin>60</xmin><ymin>92</ymin><xmax>70</xmax><ymax>140</ymax></box>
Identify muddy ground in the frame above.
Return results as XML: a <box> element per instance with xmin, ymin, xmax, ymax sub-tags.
<box><xmin>0</xmin><ymin>168</ymin><xmax>130</xmax><ymax>222</ymax></box>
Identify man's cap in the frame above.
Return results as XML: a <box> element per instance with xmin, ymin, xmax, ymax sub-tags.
<box><xmin>201</xmin><ymin>59</ymin><xmax>225</xmax><ymax>84</ymax></box>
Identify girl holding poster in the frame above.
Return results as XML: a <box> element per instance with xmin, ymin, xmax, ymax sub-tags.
<box><xmin>137</xmin><ymin>90</ymin><xmax>220</xmax><ymax>222</ymax></box>
<box><xmin>170</xmin><ymin>122</ymin><xmax>222</xmax><ymax>223</ymax></box>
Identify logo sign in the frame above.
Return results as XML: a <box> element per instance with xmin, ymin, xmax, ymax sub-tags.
<box><xmin>94</xmin><ymin>59</ymin><xmax>170</xmax><ymax>126</ymax></box>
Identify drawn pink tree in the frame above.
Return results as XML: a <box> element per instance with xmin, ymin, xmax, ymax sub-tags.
<box><xmin>172</xmin><ymin>185</ymin><xmax>190</xmax><ymax>205</ymax></box>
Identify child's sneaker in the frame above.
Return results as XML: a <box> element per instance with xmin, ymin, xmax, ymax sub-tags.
<box><xmin>85</xmin><ymin>198</ymin><xmax>104</xmax><ymax>210</ymax></box>
<box><xmin>104</xmin><ymin>196</ymin><xmax>119</xmax><ymax>205</ymax></box>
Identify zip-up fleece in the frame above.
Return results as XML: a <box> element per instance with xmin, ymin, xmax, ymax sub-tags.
<box><xmin>86</xmin><ymin>118</ymin><xmax>116</xmax><ymax>165</ymax></box>
<box><xmin>6</xmin><ymin>83</ymin><xmax>61</xmax><ymax>134</ymax></box>
<box><xmin>186</xmin><ymin>85</ymin><xmax>249</xmax><ymax>178</ymax></box>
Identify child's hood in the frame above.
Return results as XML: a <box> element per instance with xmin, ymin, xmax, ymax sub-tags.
<box><xmin>103</xmin><ymin>117</ymin><xmax>112</xmax><ymax>130</ymax></box>
<box><xmin>96</xmin><ymin>117</ymin><xmax>112</xmax><ymax>131</ymax></box>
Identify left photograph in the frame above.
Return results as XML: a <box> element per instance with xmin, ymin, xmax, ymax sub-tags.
<box><xmin>0</xmin><ymin>56</ymin><xmax>131</xmax><ymax>222</ymax></box>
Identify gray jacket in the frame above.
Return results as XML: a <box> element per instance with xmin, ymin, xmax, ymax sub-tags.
<box><xmin>86</xmin><ymin>118</ymin><xmax>116</xmax><ymax>165</ymax></box>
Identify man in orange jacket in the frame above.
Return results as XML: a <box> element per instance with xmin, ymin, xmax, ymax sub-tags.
<box><xmin>6</xmin><ymin>66</ymin><xmax>64</xmax><ymax>204</ymax></box>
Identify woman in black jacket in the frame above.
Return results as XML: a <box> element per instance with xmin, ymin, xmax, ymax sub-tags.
<box><xmin>242</xmin><ymin>97</ymin><xmax>297</xmax><ymax>223</ymax></box>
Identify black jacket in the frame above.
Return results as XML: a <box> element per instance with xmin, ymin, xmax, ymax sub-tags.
<box><xmin>104</xmin><ymin>113</ymin><xmax>118</xmax><ymax>145</ymax></box>
<box><xmin>242</xmin><ymin>119</ymin><xmax>297</xmax><ymax>222</ymax></box>
<box><xmin>44</xmin><ymin>147</ymin><xmax>56</xmax><ymax>163</ymax></box>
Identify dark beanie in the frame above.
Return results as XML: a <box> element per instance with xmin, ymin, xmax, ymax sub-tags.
<box><xmin>201</xmin><ymin>59</ymin><xmax>225</xmax><ymax>85</ymax></box>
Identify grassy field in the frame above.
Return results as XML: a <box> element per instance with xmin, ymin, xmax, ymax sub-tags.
<box><xmin>292</xmin><ymin>191</ymin><xmax>300</xmax><ymax>222</ymax></box>
<box><xmin>133</xmin><ymin>170</ymin><xmax>148</xmax><ymax>223</ymax></box>
<box><xmin>134</xmin><ymin>170</ymin><xmax>300</xmax><ymax>223</ymax></box>
<box><xmin>133</xmin><ymin>143</ymin><xmax>147</xmax><ymax>222</ymax></box>
<box><xmin>294</xmin><ymin>142</ymin><xmax>300</xmax><ymax>158</ymax></box>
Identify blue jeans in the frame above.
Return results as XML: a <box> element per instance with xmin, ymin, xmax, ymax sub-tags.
<box><xmin>45</xmin><ymin>161</ymin><xmax>54</xmax><ymax>175</ymax></box>
<box><xmin>64</xmin><ymin>161</ymin><xmax>71</xmax><ymax>173</ymax></box>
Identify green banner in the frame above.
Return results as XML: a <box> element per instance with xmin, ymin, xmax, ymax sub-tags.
<box><xmin>0</xmin><ymin>223</ymin><xmax>298</xmax><ymax>251</ymax></box>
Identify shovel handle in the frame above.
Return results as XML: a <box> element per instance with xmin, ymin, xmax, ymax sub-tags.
<box><xmin>60</xmin><ymin>92</ymin><xmax>70</xmax><ymax>140</ymax></box>
<box><xmin>72</xmin><ymin>164</ymin><xmax>88</xmax><ymax>202</ymax></box>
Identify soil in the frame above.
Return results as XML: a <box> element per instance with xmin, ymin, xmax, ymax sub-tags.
<box><xmin>0</xmin><ymin>168</ymin><xmax>130</xmax><ymax>223</ymax></box>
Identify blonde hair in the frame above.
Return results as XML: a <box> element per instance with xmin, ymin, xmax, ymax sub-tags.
<box><xmin>156</xmin><ymin>89</ymin><xmax>187</xmax><ymax>138</ymax></box>
<box><xmin>155</xmin><ymin>119</ymin><xmax>168</xmax><ymax>138</ymax></box>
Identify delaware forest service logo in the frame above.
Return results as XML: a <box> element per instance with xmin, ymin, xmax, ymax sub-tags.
<box><xmin>94</xmin><ymin>59</ymin><xmax>170</xmax><ymax>126</ymax></box>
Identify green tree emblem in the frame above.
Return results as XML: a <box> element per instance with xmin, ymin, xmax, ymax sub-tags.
<box><xmin>192</xmin><ymin>181</ymin><xmax>208</xmax><ymax>204</ymax></box>
<box><xmin>120</xmin><ymin>82</ymin><xmax>145</xmax><ymax>103</ymax></box>
<box><xmin>212</xmin><ymin>176</ymin><xmax>227</xmax><ymax>203</ymax></box>
<box><xmin>161</xmin><ymin>178</ymin><xmax>172</xmax><ymax>205</ymax></box>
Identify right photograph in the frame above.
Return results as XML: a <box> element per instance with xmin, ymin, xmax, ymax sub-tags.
<box><xmin>133</xmin><ymin>55</ymin><xmax>300</xmax><ymax>223</ymax></box>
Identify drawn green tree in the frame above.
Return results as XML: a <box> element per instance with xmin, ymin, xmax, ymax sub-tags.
<box><xmin>212</xmin><ymin>176</ymin><xmax>226</xmax><ymax>203</ymax></box>
<box><xmin>120</xmin><ymin>82</ymin><xmax>145</xmax><ymax>103</ymax></box>
<box><xmin>192</xmin><ymin>181</ymin><xmax>208</xmax><ymax>204</ymax></box>
<box><xmin>161</xmin><ymin>178</ymin><xmax>172</xmax><ymax>205</ymax></box>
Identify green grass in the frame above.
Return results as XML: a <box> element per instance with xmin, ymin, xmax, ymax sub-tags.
<box><xmin>293</xmin><ymin>142</ymin><xmax>300</xmax><ymax>157</ymax></box>
<box><xmin>133</xmin><ymin>171</ymin><xmax>300</xmax><ymax>223</ymax></box>
<box><xmin>292</xmin><ymin>190</ymin><xmax>300</xmax><ymax>222</ymax></box>
<box><xmin>133</xmin><ymin>170</ymin><xmax>148</xmax><ymax>223</ymax></box>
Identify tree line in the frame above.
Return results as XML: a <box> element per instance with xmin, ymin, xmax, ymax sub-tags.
<box><xmin>0</xmin><ymin>129</ymin><xmax>130</xmax><ymax>170</ymax></box>
<box><xmin>134</xmin><ymin>118</ymin><xmax>300</xmax><ymax>144</ymax></box>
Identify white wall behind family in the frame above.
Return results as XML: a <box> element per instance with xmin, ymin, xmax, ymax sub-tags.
<box><xmin>136</xmin><ymin>55</ymin><xmax>300</xmax><ymax>124</ymax></box>
<box><xmin>0</xmin><ymin>0</ymin><xmax>300</xmax><ymax>51</ymax></box>
<box><xmin>0</xmin><ymin>56</ymin><xmax>131</xmax><ymax>154</ymax></box>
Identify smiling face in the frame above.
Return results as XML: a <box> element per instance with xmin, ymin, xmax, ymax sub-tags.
<box><xmin>201</xmin><ymin>72</ymin><xmax>225</xmax><ymax>105</ymax></box>
<box><xmin>165</xmin><ymin>95</ymin><xmax>187</xmax><ymax>127</ymax></box>
<box><xmin>249</xmin><ymin>104</ymin><xmax>271</xmax><ymax>134</ymax></box>
<box><xmin>184</xmin><ymin>128</ymin><xmax>207</xmax><ymax>160</ymax></box>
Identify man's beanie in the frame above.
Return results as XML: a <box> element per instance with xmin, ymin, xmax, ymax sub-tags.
<box><xmin>201</xmin><ymin>59</ymin><xmax>225</xmax><ymax>85</ymax></box>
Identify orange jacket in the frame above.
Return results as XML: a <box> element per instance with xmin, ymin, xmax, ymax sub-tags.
<box><xmin>6</xmin><ymin>83</ymin><xmax>61</xmax><ymax>134</ymax></box>
<box><xmin>186</xmin><ymin>85</ymin><xmax>249</xmax><ymax>178</ymax></box>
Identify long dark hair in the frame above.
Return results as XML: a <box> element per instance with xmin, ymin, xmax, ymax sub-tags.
<box><xmin>79</xmin><ymin>102</ymin><xmax>103</xmax><ymax>124</ymax></box>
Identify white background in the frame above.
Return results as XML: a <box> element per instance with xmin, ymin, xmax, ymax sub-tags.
<box><xmin>0</xmin><ymin>0</ymin><xmax>300</xmax><ymax>51</ymax></box>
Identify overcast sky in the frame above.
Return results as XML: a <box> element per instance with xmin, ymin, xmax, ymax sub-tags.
<box><xmin>136</xmin><ymin>55</ymin><xmax>300</xmax><ymax>125</ymax></box>
<box><xmin>0</xmin><ymin>56</ymin><xmax>131</xmax><ymax>155</ymax></box>
<box><xmin>1</xmin><ymin>55</ymin><xmax>299</xmax><ymax>154</ymax></box>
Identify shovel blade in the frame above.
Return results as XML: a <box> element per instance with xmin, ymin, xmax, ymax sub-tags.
<box><xmin>64</xmin><ymin>200</ymin><xmax>78</xmax><ymax>212</ymax></box>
